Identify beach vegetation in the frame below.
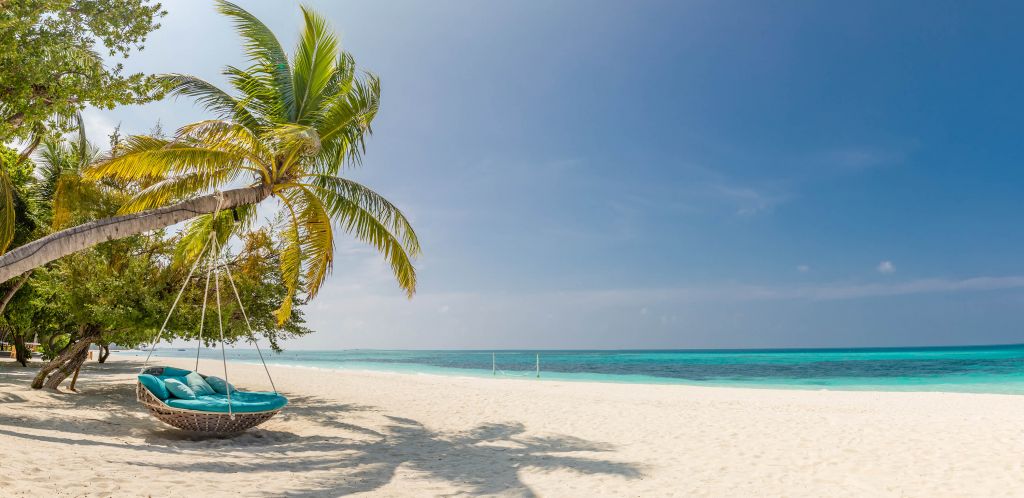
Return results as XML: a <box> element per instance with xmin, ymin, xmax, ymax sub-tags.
<box><xmin>0</xmin><ymin>0</ymin><xmax>420</xmax><ymax>327</ymax></box>
<box><xmin>0</xmin><ymin>0</ymin><xmax>167</xmax><ymax>252</ymax></box>
<box><xmin>0</xmin><ymin>126</ymin><xmax>311</xmax><ymax>388</ymax></box>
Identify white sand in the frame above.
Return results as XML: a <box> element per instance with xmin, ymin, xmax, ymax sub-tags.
<box><xmin>2</xmin><ymin>355</ymin><xmax>1024</xmax><ymax>497</ymax></box>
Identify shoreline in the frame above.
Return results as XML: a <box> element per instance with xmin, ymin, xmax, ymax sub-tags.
<box><xmin>4</xmin><ymin>355</ymin><xmax>1024</xmax><ymax>496</ymax></box>
<box><xmin>117</xmin><ymin>349</ymin><xmax>1024</xmax><ymax>397</ymax></box>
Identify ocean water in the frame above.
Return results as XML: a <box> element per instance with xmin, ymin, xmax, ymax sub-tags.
<box><xmin>121</xmin><ymin>343</ymin><xmax>1024</xmax><ymax>395</ymax></box>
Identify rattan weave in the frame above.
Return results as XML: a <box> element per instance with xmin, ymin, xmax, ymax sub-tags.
<box><xmin>136</xmin><ymin>382</ymin><xmax>281</xmax><ymax>434</ymax></box>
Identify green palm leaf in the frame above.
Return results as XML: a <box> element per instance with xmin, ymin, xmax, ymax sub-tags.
<box><xmin>0</xmin><ymin>170</ymin><xmax>14</xmax><ymax>253</ymax></box>
<box><xmin>292</xmin><ymin>6</ymin><xmax>339</xmax><ymax>123</ymax></box>
<box><xmin>216</xmin><ymin>0</ymin><xmax>295</xmax><ymax>122</ymax></box>
<box><xmin>67</xmin><ymin>2</ymin><xmax>420</xmax><ymax>324</ymax></box>
<box><xmin>159</xmin><ymin>74</ymin><xmax>262</xmax><ymax>131</ymax></box>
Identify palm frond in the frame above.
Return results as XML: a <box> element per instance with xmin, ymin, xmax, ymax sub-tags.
<box><xmin>85</xmin><ymin>136</ymin><xmax>248</xmax><ymax>182</ymax></box>
<box><xmin>292</xmin><ymin>6</ymin><xmax>339</xmax><ymax>123</ymax></box>
<box><xmin>314</xmin><ymin>74</ymin><xmax>380</xmax><ymax>173</ymax></box>
<box><xmin>317</xmin><ymin>73</ymin><xmax>380</xmax><ymax>143</ymax></box>
<box><xmin>216</xmin><ymin>0</ymin><xmax>295</xmax><ymax>122</ymax></box>
<box><xmin>323</xmin><ymin>51</ymin><xmax>356</xmax><ymax>97</ymax></box>
<box><xmin>274</xmin><ymin>195</ymin><xmax>304</xmax><ymax>324</ymax></box>
<box><xmin>158</xmin><ymin>74</ymin><xmax>263</xmax><ymax>131</ymax></box>
<box><xmin>299</xmin><ymin>176</ymin><xmax>418</xmax><ymax>297</ymax></box>
<box><xmin>50</xmin><ymin>172</ymin><xmax>103</xmax><ymax>229</ymax></box>
<box><xmin>0</xmin><ymin>170</ymin><xmax>15</xmax><ymax>253</ymax></box>
<box><xmin>308</xmin><ymin>175</ymin><xmax>420</xmax><ymax>256</ymax></box>
<box><xmin>290</xmin><ymin>187</ymin><xmax>334</xmax><ymax>298</ymax></box>
<box><xmin>177</xmin><ymin>119</ymin><xmax>273</xmax><ymax>171</ymax></box>
<box><xmin>224</xmin><ymin>65</ymin><xmax>288</xmax><ymax>124</ymax></box>
<box><xmin>173</xmin><ymin>206</ymin><xmax>254</xmax><ymax>265</ymax></box>
<box><xmin>266</xmin><ymin>123</ymin><xmax>321</xmax><ymax>178</ymax></box>
<box><xmin>118</xmin><ymin>167</ymin><xmax>241</xmax><ymax>214</ymax></box>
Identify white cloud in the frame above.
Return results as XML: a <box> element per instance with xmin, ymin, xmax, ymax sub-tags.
<box><xmin>877</xmin><ymin>261</ymin><xmax>895</xmax><ymax>274</ymax></box>
<box><xmin>797</xmin><ymin>265</ymin><xmax>810</xmax><ymax>273</ymax></box>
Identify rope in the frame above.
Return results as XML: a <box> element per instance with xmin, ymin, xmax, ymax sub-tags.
<box><xmin>195</xmin><ymin>239</ymin><xmax>214</xmax><ymax>371</ymax></box>
<box><xmin>141</xmin><ymin>236</ymin><xmax>213</xmax><ymax>372</ymax></box>
<box><xmin>221</xmin><ymin>256</ymin><xmax>278</xmax><ymax>394</ymax></box>
<box><xmin>210</xmin><ymin>235</ymin><xmax>233</xmax><ymax>419</ymax></box>
<box><xmin>143</xmin><ymin>189</ymin><xmax>279</xmax><ymax>420</ymax></box>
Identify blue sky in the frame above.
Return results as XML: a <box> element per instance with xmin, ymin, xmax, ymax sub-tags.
<box><xmin>86</xmin><ymin>0</ymin><xmax>1024</xmax><ymax>349</ymax></box>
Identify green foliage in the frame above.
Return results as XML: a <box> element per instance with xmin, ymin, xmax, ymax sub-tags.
<box><xmin>85</xmin><ymin>1</ymin><xmax>421</xmax><ymax>324</ymax></box>
<box><xmin>171</xmin><ymin>229</ymin><xmax>313</xmax><ymax>352</ymax></box>
<box><xmin>2</xmin><ymin>129</ymin><xmax>311</xmax><ymax>361</ymax></box>
<box><xmin>0</xmin><ymin>145</ymin><xmax>38</xmax><ymax>248</ymax></box>
<box><xmin>0</xmin><ymin>0</ymin><xmax>167</xmax><ymax>142</ymax></box>
<box><xmin>12</xmin><ymin>226</ymin><xmax>312</xmax><ymax>353</ymax></box>
<box><xmin>38</xmin><ymin>333</ymin><xmax>70</xmax><ymax>361</ymax></box>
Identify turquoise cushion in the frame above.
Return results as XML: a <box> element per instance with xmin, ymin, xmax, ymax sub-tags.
<box><xmin>204</xmin><ymin>376</ymin><xmax>236</xmax><ymax>395</ymax></box>
<box><xmin>185</xmin><ymin>372</ymin><xmax>216</xmax><ymax>396</ymax></box>
<box><xmin>157</xmin><ymin>366</ymin><xmax>193</xmax><ymax>377</ymax></box>
<box><xmin>164</xmin><ymin>378</ymin><xmax>197</xmax><ymax>400</ymax></box>
<box><xmin>138</xmin><ymin>374</ymin><xmax>169</xmax><ymax>400</ymax></box>
<box><xmin>163</xmin><ymin>375</ymin><xmax>188</xmax><ymax>387</ymax></box>
<box><xmin>165</xmin><ymin>392</ymin><xmax>288</xmax><ymax>413</ymax></box>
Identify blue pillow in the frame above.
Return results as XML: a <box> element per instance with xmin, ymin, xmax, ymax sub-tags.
<box><xmin>159</xmin><ymin>366</ymin><xmax>194</xmax><ymax>377</ymax></box>
<box><xmin>164</xmin><ymin>378</ymin><xmax>197</xmax><ymax>400</ymax></box>
<box><xmin>204</xmin><ymin>376</ymin><xmax>236</xmax><ymax>395</ymax></box>
<box><xmin>138</xmin><ymin>374</ymin><xmax>169</xmax><ymax>400</ymax></box>
<box><xmin>185</xmin><ymin>372</ymin><xmax>216</xmax><ymax>396</ymax></box>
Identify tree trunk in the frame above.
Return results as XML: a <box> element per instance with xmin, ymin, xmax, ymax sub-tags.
<box><xmin>68</xmin><ymin>361</ymin><xmax>83</xmax><ymax>391</ymax></box>
<box><xmin>46</xmin><ymin>347</ymin><xmax>88</xmax><ymax>390</ymax></box>
<box><xmin>0</xmin><ymin>270</ymin><xmax>30</xmax><ymax>317</ymax></box>
<box><xmin>31</xmin><ymin>333</ymin><xmax>99</xmax><ymax>389</ymax></box>
<box><xmin>0</xmin><ymin>185</ymin><xmax>271</xmax><ymax>283</ymax></box>
<box><xmin>13</xmin><ymin>333</ymin><xmax>28</xmax><ymax>367</ymax></box>
<box><xmin>98</xmin><ymin>344</ymin><xmax>110</xmax><ymax>363</ymax></box>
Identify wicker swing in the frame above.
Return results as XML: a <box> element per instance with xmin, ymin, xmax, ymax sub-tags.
<box><xmin>136</xmin><ymin>207</ymin><xmax>285</xmax><ymax>435</ymax></box>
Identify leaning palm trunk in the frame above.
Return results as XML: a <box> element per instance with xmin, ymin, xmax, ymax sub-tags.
<box><xmin>0</xmin><ymin>185</ymin><xmax>271</xmax><ymax>283</ymax></box>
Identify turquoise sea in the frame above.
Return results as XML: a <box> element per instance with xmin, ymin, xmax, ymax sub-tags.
<box><xmin>122</xmin><ymin>343</ymin><xmax>1024</xmax><ymax>395</ymax></box>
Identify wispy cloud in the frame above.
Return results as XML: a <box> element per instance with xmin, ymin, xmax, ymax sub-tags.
<box><xmin>820</xmin><ymin>145</ymin><xmax>908</xmax><ymax>173</ymax></box>
<box><xmin>712</xmin><ymin>184</ymin><xmax>790</xmax><ymax>216</ymax></box>
<box><xmin>877</xmin><ymin>260</ymin><xmax>895</xmax><ymax>274</ymax></box>
<box><xmin>300</xmin><ymin>272</ymin><xmax>1024</xmax><ymax>348</ymax></box>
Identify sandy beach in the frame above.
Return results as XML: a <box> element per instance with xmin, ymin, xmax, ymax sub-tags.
<box><xmin>1</xmin><ymin>355</ymin><xmax>1024</xmax><ymax>497</ymax></box>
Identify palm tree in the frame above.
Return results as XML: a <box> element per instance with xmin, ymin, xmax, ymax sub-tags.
<box><xmin>0</xmin><ymin>1</ymin><xmax>420</xmax><ymax>322</ymax></box>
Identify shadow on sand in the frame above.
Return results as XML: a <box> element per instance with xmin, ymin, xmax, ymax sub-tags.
<box><xmin>0</xmin><ymin>359</ymin><xmax>644</xmax><ymax>497</ymax></box>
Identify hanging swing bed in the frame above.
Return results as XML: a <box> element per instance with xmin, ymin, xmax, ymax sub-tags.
<box><xmin>136</xmin><ymin>222</ymin><xmax>287</xmax><ymax>435</ymax></box>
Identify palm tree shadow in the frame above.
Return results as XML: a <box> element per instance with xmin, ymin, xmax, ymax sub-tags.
<box><xmin>2</xmin><ymin>360</ymin><xmax>645</xmax><ymax>496</ymax></box>
<box><xmin>139</xmin><ymin>410</ymin><xmax>645</xmax><ymax>497</ymax></box>
<box><xmin>344</xmin><ymin>416</ymin><xmax>644</xmax><ymax>498</ymax></box>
